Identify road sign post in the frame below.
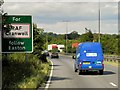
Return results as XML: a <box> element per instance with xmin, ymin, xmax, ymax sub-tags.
<box><xmin>2</xmin><ymin>15</ymin><xmax>33</xmax><ymax>53</ymax></box>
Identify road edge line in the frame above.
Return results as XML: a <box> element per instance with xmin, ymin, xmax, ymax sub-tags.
<box><xmin>110</xmin><ymin>82</ymin><xmax>117</xmax><ymax>87</ymax></box>
<box><xmin>45</xmin><ymin>59</ymin><xmax>53</xmax><ymax>90</ymax></box>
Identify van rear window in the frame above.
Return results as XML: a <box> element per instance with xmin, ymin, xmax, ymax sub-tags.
<box><xmin>86</xmin><ymin>53</ymin><xmax>97</xmax><ymax>57</ymax></box>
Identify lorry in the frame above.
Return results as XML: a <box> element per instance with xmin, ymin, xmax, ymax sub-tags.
<box><xmin>73</xmin><ymin>42</ymin><xmax>104</xmax><ymax>75</ymax></box>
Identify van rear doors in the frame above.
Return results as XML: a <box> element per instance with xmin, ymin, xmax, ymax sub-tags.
<box><xmin>75</xmin><ymin>42</ymin><xmax>104</xmax><ymax>75</ymax></box>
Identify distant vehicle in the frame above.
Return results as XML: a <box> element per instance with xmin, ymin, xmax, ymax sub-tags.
<box><xmin>51</xmin><ymin>52</ymin><xmax>59</xmax><ymax>58</ymax></box>
<box><xmin>73</xmin><ymin>42</ymin><xmax>104</xmax><ymax>75</ymax></box>
<box><xmin>43</xmin><ymin>50</ymin><xmax>49</xmax><ymax>57</ymax></box>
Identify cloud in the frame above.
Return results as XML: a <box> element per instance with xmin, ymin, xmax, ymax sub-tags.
<box><xmin>37</xmin><ymin>19</ymin><xmax>118</xmax><ymax>34</ymax></box>
<box><xmin>3</xmin><ymin>2</ymin><xmax>117</xmax><ymax>20</ymax></box>
<box><xmin>2</xmin><ymin>2</ymin><xmax>118</xmax><ymax>34</ymax></box>
<box><xmin>4</xmin><ymin>0</ymin><xmax>119</xmax><ymax>2</ymax></box>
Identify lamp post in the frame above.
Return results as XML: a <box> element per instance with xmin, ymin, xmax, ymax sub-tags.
<box><xmin>46</xmin><ymin>32</ymin><xmax>48</xmax><ymax>50</ymax></box>
<box><xmin>0</xmin><ymin>0</ymin><xmax>3</xmax><ymax>89</ymax></box>
<box><xmin>0</xmin><ymin>0</ymin><xmax>4</xmax><ymax>53</ymax></box>
<box><xmin>62</xmin><ymin>20</ymin><xmax>69</xmax><ymax>54</ymax></box>
<box><xmin>65</xmin><ymin>21</ymin><xmax>68</xmax><ymax>54</ymax></box>
<box><xmin>85</xmin><ymin>27</ymin><xmax>91</xmax><ymax>33</ymax></box>
<box><xmin>42</xmin><ymin>28</ymin><xmax>48</xmax><ymax>50</ymax></box>
<box><xmin>98</xmin><ymin>0</ymin><xmax>101</xmax><ymax>43</ymax></box>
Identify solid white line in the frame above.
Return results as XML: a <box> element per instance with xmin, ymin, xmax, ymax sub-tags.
<box><xmin>110</xmin><ymin>82</ymin><xmax>117</xmax><ymax>87</ymax></box>
<box><xmin>45</xmin><ymin>59</ymin><xmax>53</xmax><ymax>90</ymax></box>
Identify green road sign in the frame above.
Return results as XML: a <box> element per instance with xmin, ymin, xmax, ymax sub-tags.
<box><xmin>2</xmin><ymin>15</ymin><xmax>33</xmax><ymax>53</ymax></box>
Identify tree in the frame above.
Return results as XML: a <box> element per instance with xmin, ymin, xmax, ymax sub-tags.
<box><xmin>80</xmin><ymin>30</ymin><xmax>93</xmax><ymax>42</ymax></box>
<box><xmin>101</xmin><ymin>34</ymin><xmax>118</xmax><ymax>54</ymax></box>
<box><xmin>33</xmin><ymin>23</ymin><xmax>47</xmax><ymax>62</ymax></box>
<box><xmin>67</xmin><ymin>31</ymin><xmax>80</xmax><ymax>40</ymax></box>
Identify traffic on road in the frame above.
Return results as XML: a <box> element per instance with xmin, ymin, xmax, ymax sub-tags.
<box><xmin>47</xmin><ymin>54</ymin><xmax>118</xmax><ymax>89</ymax></box>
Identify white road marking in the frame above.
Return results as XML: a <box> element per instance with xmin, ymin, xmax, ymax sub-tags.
<box><xmin>110</xmin><ymin>82</ymin><xmax>117</xmax><ymax>87</ymax></box>
<box><xmin>45</xmin><ymin>60</ymin><xmax>54</xmax><ymax>90</ymax></box>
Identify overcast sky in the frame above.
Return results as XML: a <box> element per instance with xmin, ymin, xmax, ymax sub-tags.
<box><xmin>2</xmin><ymin>0</ymin><xmax>119</xmax><ymax>34</ymax></box>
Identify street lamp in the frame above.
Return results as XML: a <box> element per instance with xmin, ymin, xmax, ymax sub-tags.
<box><xmin>46</xmin><ymin>32</ymin><xmax>48</xmax><ymax>50</ymax></box>
<box><xmin>65</xmin><ymin>21</ymin><xmax>68</xmax><ymax>54</ymax></box>
<box><xmin>85</xmin><ymin>27</ymin><xmax>91</xmax><ymax>33</ymax></box>
<box><xmin>42</xmin><ymin>28</ymin><xmax>48</xmax><ymax>50</ymax></box>
<box><xmin>0</xmin><ymin>1</ymin><xmax>3</xmax><ymax>88</ymax></box>
<box><xmin>62</xmin><ymin>20</ymin><xmax>71</xmax><ymax>54</ymax></box>
<box><xmin>63</xmin><ymin>21</ymin><xmax>69</xmax><ymax>54</ymax></box>
<box><xmin>0</xmin><ymin>0</ymin><xmax>4</xmax><ymax>53</ymax></box>
<box><xmin>98</xmin><ymin>0</ymin><xmax>101</xmax><ymax>43</ymax></box>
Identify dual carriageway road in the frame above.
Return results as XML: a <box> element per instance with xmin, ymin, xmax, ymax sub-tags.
<box><xmin>46</xmin><ymin>54</ymin><xmax>119</xmax><ymax>90</ymax></box>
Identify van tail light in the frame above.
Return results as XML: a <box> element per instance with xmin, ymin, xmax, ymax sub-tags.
<box><xmin>102</xmin><ymin>60</ymin><xmax>104</xmax><ymax>68</ymax></box>
<box><xmin>79</xmin><ymin>61</ymin><xmax>82</xmax><ymax>66</ymax></box>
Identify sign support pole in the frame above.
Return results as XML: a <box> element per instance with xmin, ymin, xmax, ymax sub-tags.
<box><xmin>0</xmin><ymin>11</ymin><xmax>2</xmax><ymax>89</ymax></box>
<box><xmin>26</xmin><ymin>53</ymin><xmax>28</xmax><ymax>63</ymax></box>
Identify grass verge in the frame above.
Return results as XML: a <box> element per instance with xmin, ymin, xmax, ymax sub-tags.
<box><xmin>2</xmin><ymin>53</ymin><xmax>51</xmax><ymax>89</ymax></box>
<box><xmin>104</xmin><ymin>61</ymin><xmax>120</xmax><ymax>67</ymax></box>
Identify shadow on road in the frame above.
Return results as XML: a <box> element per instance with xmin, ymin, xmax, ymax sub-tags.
<box><xmin>51</xmin><ymin>76</ymin><xmax>71</xmax><ymax>81</ymax></box>
<box><xmin>103</xmin><ymin>71</ymin><xmax>116</xmax><ymax>75</ymax></box>
<box><xmin>80</xmin><ymin>71</ymin><xmax>99</xmax><ymax>75</ymax></box>
<box><xmin>52</xmin><ymin>68</ymin><xmax>60</xmax><ymax>70</ymax></box>
<box><xmin>79</xmin><ymin>70</ymin><xmax>116</xmax><ymax>75</ymax></box>
<box><xmin>50</xmin><ymin>64</ymin><xmax>61</xmax><ymax>67</ymax></box>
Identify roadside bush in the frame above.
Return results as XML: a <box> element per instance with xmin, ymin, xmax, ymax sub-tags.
<box><xmin>2</xmin><ymin>53</ymin><xmax>50</xmax><ymax>89</ymax></box>
<box><xmin>40</xmin><ymin>53</ymin><xmax>47</xmax><ymax>62</ymax></box>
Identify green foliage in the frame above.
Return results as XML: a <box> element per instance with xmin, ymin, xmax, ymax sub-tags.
<box><xmin>2</xmin><ymin>53</ymin><xmax>50</xmax><ymax>89</ymax></box>
<box><xmin>48</xmin><ymin>32</ymin><xmax>65</xmax><ymax>44</ymax></box>
<box><xmin>101</xmin><ymin>34</ymin><xmax>118</xmax><ymax>54</ymax></box>
<box><xmin>47</xmin><ymin>30</ymin><xmax>118</xmax><ymax>55</ymax></box>
<box><xmin>118</xmin><ymin>34</ymin><xmax>120</xmax><ymax>55</ymax></box>
<box><xmin>33</xmin><ymin>23</ymin><xmax>48</xmax><ymax>62</ymax></box>
<box><xmin>51</xmin><ymin>48</ymin><xmax>59</xmax><ymax>52</ymax></box>
<box><xmin>2</xmin><ymin>23</ymin><xmax>50</xmax><ymax>89</ymax></box>
<box><xmin>67</xmin><ymin>31</ymin><xmax>80</xmax><ymax>40</ymax></box>
<box><xmin>33</xmin><ymin>23</ymin><xmax>46</xmax><ymax>57</ymax></box>
<box><xmin>71</xmin><ymin>47</ymin><xmax>76</xmax><ymax>53</ymax></box>
<box><xmin>80</xmin><ymin>30</ymin><xmax>94</xmax><ymax>42</ymax></box>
